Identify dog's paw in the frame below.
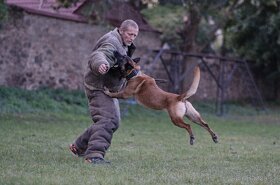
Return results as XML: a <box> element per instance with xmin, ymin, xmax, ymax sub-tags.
<box><xmin>212</xmin><ymin>134</ymin><xmax>218</xmax><ymax>143</ymax></box>
<box><xmin>190</xmin><ymin>136</ymin><xmax>195</xmax><ymax>145</ymax></box>
<box><xmin>103</xmin><ymin>87</ymin><xmax>111</xmax><ymax>96</ymax></box>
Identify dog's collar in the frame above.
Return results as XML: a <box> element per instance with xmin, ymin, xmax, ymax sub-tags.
<box><xmin>126</xmin><ymin>69</ymin><xmax>139</xmax><ymax>80</ymax></box>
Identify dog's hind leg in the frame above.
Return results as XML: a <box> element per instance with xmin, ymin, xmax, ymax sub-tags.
<box><xmin>194</xmin><ymin>117</ymin><xmax>218</xmax><ymax>143</ymax></box>
<box><xmin>184</xmin><ymin>102</ymin><xmax>218</xmax><ymax>143</ymax></box>
<box><xmin>168</xmin><ymin>112</ymin><xmax>195</xmax><ymax>145</ymax></box>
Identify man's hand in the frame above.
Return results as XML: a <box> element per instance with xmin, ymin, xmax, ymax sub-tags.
<box><xmin>98</xmin><ymin>64</ymin><xmax>109</xmax><ymax>74</ymax></box>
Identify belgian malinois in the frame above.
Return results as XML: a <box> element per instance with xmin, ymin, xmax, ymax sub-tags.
<box><xmin>104</xmin><ymin>51</ymin><xmax>218</xmax><ymax>145</ymax></box>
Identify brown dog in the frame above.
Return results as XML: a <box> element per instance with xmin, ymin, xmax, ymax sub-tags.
<box><xmin>104</xmin><ymin>51</ymin><xmax>218</xmax><ymax>145</ymax></box>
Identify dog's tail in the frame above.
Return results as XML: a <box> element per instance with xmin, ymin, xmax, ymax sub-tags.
<box><xmin>177</xmin><ymin>66</ymin><xmax>200</xmax><ymax>101</ymax></box>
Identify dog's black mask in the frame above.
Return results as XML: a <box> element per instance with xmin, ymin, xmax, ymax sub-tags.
<box><xmin>113</xmin><ymin>51</ymin><xmax>140</xmax><ymax>77</ymax></box>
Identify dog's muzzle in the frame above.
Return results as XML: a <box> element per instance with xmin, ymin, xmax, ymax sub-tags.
<box><xmin>126</xmin><ymin>69</ymin><xmax>140</xmax><ymax>80</ymax></box>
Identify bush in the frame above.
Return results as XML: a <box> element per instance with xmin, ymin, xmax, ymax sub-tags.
<box><xmin>0</xmin><ymin>87</ymin><xmax>88</xmax><ymax>114</ymax></box>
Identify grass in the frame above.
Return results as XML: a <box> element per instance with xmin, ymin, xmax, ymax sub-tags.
<box><xmin>0</xmin><ymin>87</ymin><xmax>279</xmax><ymax>185</ymax></box>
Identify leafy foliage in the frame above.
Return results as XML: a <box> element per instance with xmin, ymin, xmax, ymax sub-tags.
<box><xmin>55</xmin><ymin>0</ymin><xmax>80</xmax><ymax>8</ymax></box>
<box><xmin>141</xmin><ymin>4</ymin><xmax>185</xmax><ymax>47</ymax></box>
<box><xmin>0</xmin><ymin>0</ymin><xmax>8</xmax><ymax>22</ymax></box>
<box><xmin>143</xmin><ymin>0</ymin><xmax>280</xmax><ymax>97</ymax></box>
<box><xmin>141</xmin><ymin>1</ymin><xmax>231</xmax><ymax>51</ymax></box>
<box><xmin>224</xmin><ymin>0</ymin><xmax>280</xmax><ymax>82</ymax></box>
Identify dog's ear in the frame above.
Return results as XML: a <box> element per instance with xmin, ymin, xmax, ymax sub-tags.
<box><xmin>133</xmin><ymin>57</ymin><xmax>140</xmax><ymax>63</ymax></box>
<box><xmin>113</xmin><ymin>51</ymin><xmax>123</xmax><ymax>59</ymax></box>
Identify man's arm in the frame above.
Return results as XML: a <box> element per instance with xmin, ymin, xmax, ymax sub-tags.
<box><xmin>88</xmin><ymin>43</ymin><xmax>116</xmax><ymax>75</ymax></box>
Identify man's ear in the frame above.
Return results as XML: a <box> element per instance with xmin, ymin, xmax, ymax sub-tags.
<box><xmin>133</xmin><ymin>57</ymin><xmax>141</xmax><ymax>63</ymax></box>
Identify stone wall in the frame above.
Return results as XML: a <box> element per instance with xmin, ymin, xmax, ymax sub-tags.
<box><xmin>0</xmin><ymin>11</ymin><xmax>161</xmax><ymax>90</ymax></box>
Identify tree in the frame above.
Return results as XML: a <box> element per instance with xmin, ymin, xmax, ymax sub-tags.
<box><xmin>224</xmin><ymin>0</ymin><xmax>280</xmax><ymax>99</ymax></box>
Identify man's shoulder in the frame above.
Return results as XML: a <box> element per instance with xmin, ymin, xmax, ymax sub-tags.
<box><xmin>101</xmin><ymin>29</ymin><xmax>121</xmax><ymax>45</ymax></box>
<box><xmin>93</xmin><ymin>28</ymin><xmax>128</xmax><ymax>55</ymax></box>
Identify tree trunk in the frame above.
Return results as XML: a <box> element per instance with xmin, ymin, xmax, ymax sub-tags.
<box><xmin>179</xmin><ymin>5</ymin><xmax>201</xmax><ymax>93</ymax></box>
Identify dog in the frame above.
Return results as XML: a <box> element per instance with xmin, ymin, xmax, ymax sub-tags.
<box><xmin>104</xmin><ymin>51</ymin><xmax>218</xmax><ymax>145</ymax></box>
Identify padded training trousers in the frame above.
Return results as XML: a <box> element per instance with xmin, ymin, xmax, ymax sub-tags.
<box><xmin>74</xmin><ymin>90</ymin><xmax>120</xmax><ymax>159</ymax></box>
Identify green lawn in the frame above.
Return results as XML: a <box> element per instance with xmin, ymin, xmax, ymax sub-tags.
<box><xmin>0</xmin><ymin>88</ymin><xmax>279</xmax><ymax>185</ymax></box>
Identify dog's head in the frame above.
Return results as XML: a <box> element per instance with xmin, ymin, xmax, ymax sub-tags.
<box><xmin>113</xmin><ymin>51</ymin><xmax>141</xmax><ymax>78</ymax></box>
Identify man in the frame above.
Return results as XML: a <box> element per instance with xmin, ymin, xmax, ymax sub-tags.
<box><xmin>69</xmin><ymin>19</ymin><xmax>139</xmax><ymax>164</ymax></box>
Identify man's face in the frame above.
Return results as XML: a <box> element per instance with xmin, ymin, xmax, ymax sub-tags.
<box><xmin>120</xmin><ymin>26</ymin><xmax>139</xmax><ymax>46</ymax></box>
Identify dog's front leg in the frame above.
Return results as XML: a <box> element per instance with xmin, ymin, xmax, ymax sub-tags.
<box><xmin>104</xmin><ymin>89</ymin><xmax>132</xmax><ymax>99</ymax></box>
<box><xmin>104</xmin><ymin>79</ymin><xmax>145</xmax><ymax>99</ymax></box>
